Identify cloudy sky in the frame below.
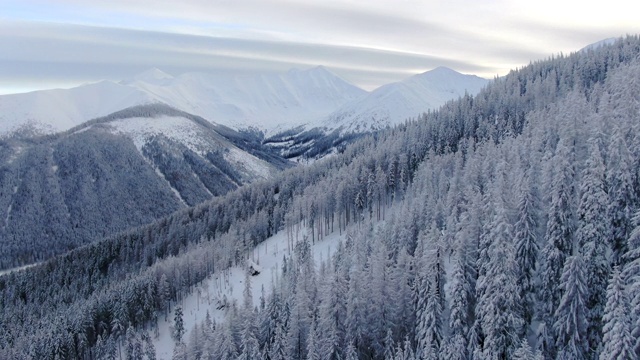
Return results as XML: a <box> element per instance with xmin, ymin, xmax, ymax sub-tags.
<box><xmin>1</xmin><ymin>0</ymin><xmax>639</xmax><ymax>94</ymax></box>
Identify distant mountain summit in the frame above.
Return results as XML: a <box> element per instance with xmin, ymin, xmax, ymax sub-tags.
<box><xmin>317</xmin><ymin>67</ymin><xmax>489</xmax><ymax>133</ymax></box>
<box><xmin>580</xmin><ymin>37</ymin><xmax>619</xmax><ymax>52</ymax></box>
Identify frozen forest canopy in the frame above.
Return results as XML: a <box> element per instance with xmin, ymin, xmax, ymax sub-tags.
<box><xmin>2</xmin><ymin>35</ymin><xmax>640</xmax><ymax>360</ymax></box>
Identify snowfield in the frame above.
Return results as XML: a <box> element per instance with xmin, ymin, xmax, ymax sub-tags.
<box><xmin>108</xmin><ymin>116</ymin><xmax>212</xmax><ymax>153</ymax></box>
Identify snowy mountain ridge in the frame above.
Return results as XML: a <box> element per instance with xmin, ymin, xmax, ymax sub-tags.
<box><xmin>317</xmin><ymin>66</ymin><xmax>489</xmax><ymax>133</ymax></box>
<box><xmin>0</xmin><ymin>66</ymin><xmax>366</xmax><ymax>137</ymax></box>
<box><xmin>0</xmin><ymin>66</ymin><xmax>488</xmax><ymax>139</ymax></box>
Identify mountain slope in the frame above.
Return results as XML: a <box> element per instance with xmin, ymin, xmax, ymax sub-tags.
<box><xmin>0</xmin><ymin>66</ymin><xmax>366</xmax><ymax>137</ymax></box>
<box><xmin>319</xmin><ymin>66</ymin><xmax>489</xmax><ymax>132</ymax></box>
<box><xmin>264</xmin><ymin>67</ymin><xmax>489</xmax><ymax>160</ymax></box>
<box><xmin>0</xmin><ymin>104</ymin><xmax>291</xmax><ymax>269</ymax></box>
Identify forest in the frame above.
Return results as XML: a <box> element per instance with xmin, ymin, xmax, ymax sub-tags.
<box><xmin>1</xmin><ymin>36</ymin><xmax>640</xmax><ymax>359</ymax></box>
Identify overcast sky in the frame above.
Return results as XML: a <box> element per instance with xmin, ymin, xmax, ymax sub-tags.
<box><xmin>1</xmin><ymin>0</ymin><xmax>639</xmax><ymax>94</ymax></box>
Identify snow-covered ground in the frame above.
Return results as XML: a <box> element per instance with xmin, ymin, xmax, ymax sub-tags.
<box><xmin>153</xmin><ymin>226</ymin><xmax>344</xmax><ymax>359</ymax></box>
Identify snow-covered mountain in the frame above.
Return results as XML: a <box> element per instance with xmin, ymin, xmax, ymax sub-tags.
<box><xmin>318</xmin><ymin>67</ymin><xmax>489</xmax><ymax>133</ymax></box>
<box><xmin>0</xmin><ymin>66</ymin><xmax>366</xmax><ymax>137</ymax></box>
<box><xmin>0</xmin><ymin>103</ymin><xmax>292</xmax><ymax>269</ymax></box>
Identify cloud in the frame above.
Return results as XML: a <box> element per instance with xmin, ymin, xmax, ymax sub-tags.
<box><xmin>0</xmin><ymin>20</ymin><xmax>497</xmax><ymax>93</ymax></box>
<box><xmin>1</xmin><ymin>0</ymin><xmax>639</xmax><ymax>93</ymax></box>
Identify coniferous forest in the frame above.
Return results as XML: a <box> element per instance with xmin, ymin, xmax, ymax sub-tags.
<box><xmin>2</xmin><ymin>36</ymin><xmax>640</xmax><ymax>359</ymax></box>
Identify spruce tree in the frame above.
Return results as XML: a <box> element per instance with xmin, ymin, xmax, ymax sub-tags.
<box><xmin>554</xmin><ymin>254</ymin><xmax>589</xmax><ymax>360</ymax></box>
<box><xmin>607</xmin><ymin>126</ymin><xmax>635</xmax><ymax>266</ymax></box>
<box><xmin>512</xmin><ymin>338</ymin><xmax>535</xmax><ymax>360</ymax></box>
<box><xmin>514</xmin><ymin>169</ymin><xmax>540</xmax><ymax>328</ymax></box>
<box><xmin>623</xmin><ymin>211</ymin><xmax>640</xmax><ymax>356</ymax></box>
<box><xmin>576</xmin><ymin>141</ymin><xmax>610</xmax><ymax>354</ymax></box>
<box><xmin>600</xmin><ymin>268</ymin><xmax>636</xmax><ymax>360</ymax></box>
<box><xmin>539</xmin><ymin>139</ymin><xmax>575</xmax><ymax>358</ymax></box>
<box><xmin>479</xmin><ymin>195</ymin><xmax>523</xmax><ymax>359</ymax></box>
<box><xmin>445</xmin><ymin>243</ymin><xmax>469</xmax><ymax>360</ymax></box>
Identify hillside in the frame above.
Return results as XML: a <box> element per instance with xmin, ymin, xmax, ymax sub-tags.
<box><xmin>0</xmin><ymin>104</ymin><xmax>291</xmax><ymax>270</ymax></box>
<box><xmin>1</xmin><ymin>36</ymin><xmax>640</xmax><ymax>360</ymax></box>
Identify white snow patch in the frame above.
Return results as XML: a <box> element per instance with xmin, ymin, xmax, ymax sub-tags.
<box><xmin>224</xmin><ymin>147</ymin><xmax>272</xmax><ymax>180</ymax></box>
<box><xmin>4</xmin><ymin>203</ymin><xmax>12</xmax><ymax>228</ymax></box>
<box><xmin>153</xmin><ymin>227</ymin><xmax>343</xmax><ymax>359</ymax></box>
<box><xmin>0</xmin><ymin>263</ymin><xmax>38</xmax><ymax>277</ymax></box>
<box><xmin>108</xmin><ymin>116</ymin><xmax>209</xmax><ymax>154</ymax></box>
<box><xmin>152</xmin><ymin>167</ymin><xmax>187</xmax><ymax>206</ymax></box>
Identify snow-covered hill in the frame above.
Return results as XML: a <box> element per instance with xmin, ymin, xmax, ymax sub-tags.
<box><xmin>318</xmin><ymin>67</ymin><xmax>489</xmax><ymax>133</ymax></box>
<box><xmin>0</xmin><ymin>66</ymin><xmax>366</xmax><ymax>137</ymax></box>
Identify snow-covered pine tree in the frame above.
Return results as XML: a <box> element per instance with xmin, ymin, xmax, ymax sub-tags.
<box><xmin>539</xmin><ymin>139</ymin><xmax>575</xmax><ymax>358</ymax></box>
<box><xmin>576</xmin><ymin>140</ymin><xmax>611</xmax><ymax>354</ymax></box>
<box><xmin>478</xmin><ymin>182</ymin><xmax>523</xmax><ymax>359</ymax></box>
<box><xmin>172</xmin><ymin>306</ymin><xmax>185</xmax><ymax>345</ymax></box>
<box><xmin>514</xmin><ymin>167</ymin><xmax>540</xmax><ymax>329</ymax></box>
<box><xmin>600</xmin><ymin>267</ymin><xmax>636</xmax><ymax>360</ymax></box>
<box><xmin>239</xmin><ymin>313</ymin><xmax>260</xmax><ymax>360</ymax></box>
<box><xmin>345</xmin><ymin>341</ymin><xmax>358</xmax><ymax>360</ymax></box>
<box><xmin>316</xmin><ymin>269</ymin><xmax>341</xmax><ymax>360</ymax></box>
<box><xmin>366</xmin><ymin>235</ymin><xmax>392</xmax><ymax>357</ymax></box>
<box><xmin>306</xmin><ymin>317</ymin><xmax>321</xmax><ymax>360</ymax></box>
<box><xmin>217</xmin><ymin>321</ymin><xmax>238</xmax><ymax>360</ymax></box>
<box><xmin>444</xmin><ymin>242</ymin><xmax>470</xmax><ymax>360</ymax></box>
<box><xmin>623</xmin><ymin>211</ymin><xmax>640</xmax><ymax>356</ymax></box>
<box><xmin>389</xmin><ymin>247</ymin><xmax>416</xmax><ymax>343</ymax></box>
<box><xmin>554</xmin><ymin>254</ymin><xmax>589</xmax><ymax>360</ymax></box>
<box><xmin>512</xmin><ymin>338</ymin><xmax>535</xmax><ymax>360</ymax></box>
<box><xmin>415</xmin><ymin>226</ymin><xmax>445</xmax><ymax>360</ymax></box>
<box><xmin>607</xmin><ymin>125</ymin><xmax>635</xmax><ymax>266</ymax></box>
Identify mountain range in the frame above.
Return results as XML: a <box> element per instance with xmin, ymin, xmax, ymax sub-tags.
<box><xmin>0</xmin><ymin>66</ymin><xmax>488</xmax><ymax>138</ymax></box>
<box><xmin>0</xmin><ymin>65</ymin><xmax>488</xmax><ymax>267</ymax></box>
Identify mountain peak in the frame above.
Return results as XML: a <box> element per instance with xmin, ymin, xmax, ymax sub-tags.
<box><xmin>409</xmin><ymin>66</ymin><xmax>487</xmax><ymax>84</ymax></box>
<box><xmin>580</xmin><ymin>37</ymin><xmax>619</xmax><ymax>52</ymax></box>
<box><xmin>288</xmin><ymin>65</ymin><xmax>335</xmax><ymax>78</ymax></box>
<box><xmin>429</xmin><ymin>66</ymin><xmax>458</xmax><ymax>74</ymax></box>
<box><xmin>130</xmin><ymin>67</ymin><xmax>174</xmax><ymax>84</ymax></box>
